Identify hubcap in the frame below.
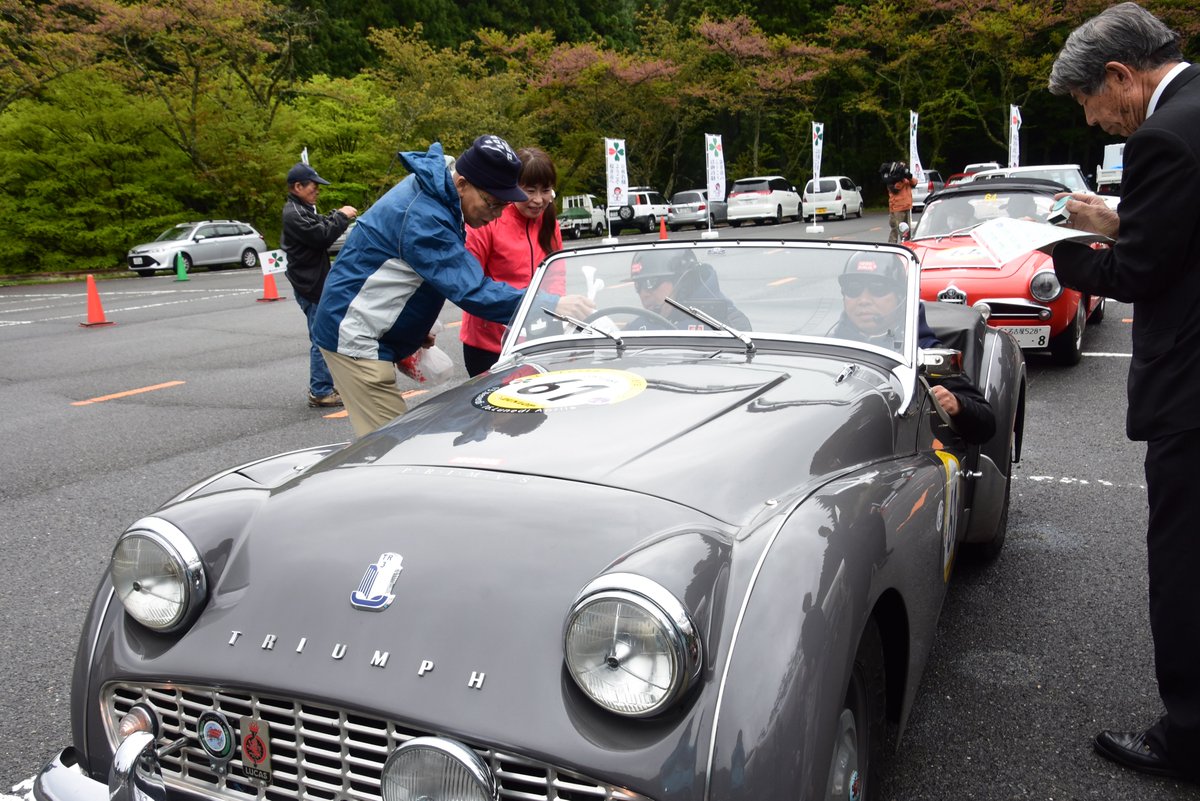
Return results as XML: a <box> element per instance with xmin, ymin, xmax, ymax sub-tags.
<box><xmin>826</xmin><ymin>708</ymin><xmax>859</xmax><ymax>800</ymax></box>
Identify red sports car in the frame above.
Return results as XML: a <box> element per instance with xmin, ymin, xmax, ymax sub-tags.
<box><xmin>904</xmin><ymin>179</ymin><xmax>1106</xmax><ymax>365</ymax></box>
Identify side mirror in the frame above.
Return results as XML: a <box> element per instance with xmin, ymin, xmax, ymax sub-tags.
<box><xmin>920</xmin><ymin>347</ymin><xmax>964</xmax><ymax>380</ymax></box>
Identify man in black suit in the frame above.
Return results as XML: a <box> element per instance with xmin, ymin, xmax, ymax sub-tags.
<box><xmin>1048</xmin><ymin>2</ymin><xmax>1200</xmax><ymax>783</ymax></box>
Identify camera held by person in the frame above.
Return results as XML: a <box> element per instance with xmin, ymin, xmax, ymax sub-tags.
<box><xmin>879</xmin><ymin>161</ymin><xmax>912</xmax><ymax>185</ymax></box>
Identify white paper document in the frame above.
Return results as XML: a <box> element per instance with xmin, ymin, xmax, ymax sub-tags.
<box><xmin>969</xmin><ymin>218</ymin><xmax>1111</xmax><ymax>266</ymax></box>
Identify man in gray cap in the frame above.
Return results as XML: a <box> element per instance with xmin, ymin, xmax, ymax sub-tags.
<box><xmin>313</xmin><ymin>135</ymin><xmax>594</xmax><ymax>436</ymax></box>
<box><xmin>281</xmin><ymin>160</ymin><xmax>357</xmax><ymax>408</ymax></box>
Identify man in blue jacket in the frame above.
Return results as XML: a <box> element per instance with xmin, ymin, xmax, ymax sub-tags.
<box><xmin>314</xmin><ymin>135</ymin><xmax>593</xmax><ymax>436</ymax></box>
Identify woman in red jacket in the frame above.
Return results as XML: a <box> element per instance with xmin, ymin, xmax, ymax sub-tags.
<box><xmin>461</xmin><ymin>147</ymin><xmax>564</xmax><ymax>376</ymax></box>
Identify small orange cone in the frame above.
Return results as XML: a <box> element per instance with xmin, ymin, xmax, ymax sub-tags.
<box><xmin>257</xmin><ymin>273</ymin><xmax>286</xmax><ymax>303</ymax></box>
<box><xmin>79</xmin><ymin>274</ymin><xmax>115</xmax><ymax>327</ymax></box>
<box><xmin>659</xmin><ymin>217</ymin><xmax>668</xmax><ymax>240</ymax></box>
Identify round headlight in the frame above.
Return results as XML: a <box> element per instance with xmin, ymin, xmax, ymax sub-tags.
<box><xmin>1029</xmin><ymin>270</ymin><xmax>1062</xmax><ymax>302</ymax></box>
<box><xmin>381</xmin><ymin>737</ymin><xmax>497</xmax><ymax>801</ymax></box>
<box><xmin>972</xmin><ymin>301</ymin><xmax>992</xmax><ymax>321</ymax></box>
<box><xmin>110</xmin><ymin>517</ymin><xmax>206</xmax><ymax>632</ymax></box>
<box><xmin>563</xmin><ymin>573</ymin><xmax>702</xmax><ymax>717</ymax></box>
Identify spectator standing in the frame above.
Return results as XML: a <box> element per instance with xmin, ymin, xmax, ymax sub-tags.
<box><xmin>313</xmin><ymin>135</ymin><xmax>594</xmax><ymax>437</ymax></box>
<box><xmin>280</xmin><ymin>161</ymin><xmax>357</xmax><ymax>408</ymax></box>
<box><xmin>460</xmin><ymin>147</ymin><xmax>563</xmax><ymax>376</ymax></box>
<box><xmin>887</xmin><ymin>165</ymin><xmax>918</xmax><ymax>243</ymax></box>
<box><xmin>1047</xmin><ymin>2</ymin><xmax>1200</xmax><ymax>783</ymax></box>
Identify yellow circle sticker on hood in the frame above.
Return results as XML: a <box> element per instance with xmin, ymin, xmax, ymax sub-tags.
<box><xmin>476</xmin><ymin>369</ymin><xmax>647</xmax><ymax>413</ymax></box>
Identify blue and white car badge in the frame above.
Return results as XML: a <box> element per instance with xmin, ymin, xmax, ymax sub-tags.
<box><xmin>351</xmin><ymin>552</ymin><xmax>403</xmax><ymax>611</ymax></box>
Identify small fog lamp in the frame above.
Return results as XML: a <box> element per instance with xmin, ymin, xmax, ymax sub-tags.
<box><xmin>381</xmin><ymin>737</ymin><xmax>497</xmax><ymax>801</ymax></box>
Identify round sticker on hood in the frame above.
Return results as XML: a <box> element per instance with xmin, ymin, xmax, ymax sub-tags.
<box><xmin>474</xmin><ymin>368</ymin><xmax>646</xmax><ymax>413</ymax></box>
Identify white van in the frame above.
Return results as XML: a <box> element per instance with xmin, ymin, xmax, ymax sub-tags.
<box><xmin>801</xmin><ymin>176</ymin><xmax>864</xmax><ymax>220</ymax></box>
<box><xmin>726</xmin><ymin>175</ymin><xmax>801</xmax><ymax>226</ymax></box>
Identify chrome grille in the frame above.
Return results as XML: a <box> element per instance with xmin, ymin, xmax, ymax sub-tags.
<box><xmin>105</xmin><ymin>682</ymin><xmax>648</xmax><ymax>801</ymax></box>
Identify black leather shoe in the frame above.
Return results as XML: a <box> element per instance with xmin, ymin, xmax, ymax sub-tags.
<box><xmin>1094</xmin><ymin>727</ymin><xmax>1184</xmax><ymax>779</ymax></box>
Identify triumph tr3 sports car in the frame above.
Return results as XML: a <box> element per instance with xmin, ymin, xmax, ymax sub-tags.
<box><xmin>903</xmin><ymin>178</ymin><xmax>1107</xmax><ymax>366</ymax></box>
<box><xmin>34</xmin><ymin>239</ymin><xmax>1025</xmax><ymax>801</ymax></box>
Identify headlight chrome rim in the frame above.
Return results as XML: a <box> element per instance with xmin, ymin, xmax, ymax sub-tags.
<box><xmin>563</xmin><ymin>572</ymin><xmax>702</xmax><ymax>718</ymax></box>
<box><xmin>110</xmin><ymin>517</ymin><xmax>206</xmax><ymax>633</ymax></box>
<box><xmin>381</xmin><ymin>736</ymin><xmax>498</xmax><ymax>801</ymax></box>
<box><xmin>1029</xmin><ymin>269</ymin><xmax>1063</xmax><ymax>302</ymax></box>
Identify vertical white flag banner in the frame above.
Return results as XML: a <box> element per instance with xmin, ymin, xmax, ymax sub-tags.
<box><xmin>1008</xmin><ymin>105</ymin><xmax>1022</xmax><ymax>167</ymax></box>
<box><xmin>812</xmin><ymin>122</ymin><xmax>824</xmax><ymax>181</ymax></box>
<box><xmin>605</xmin><ymin>138</ymin><xmax>629</xmax><ymax>208</ymax></box>
<box><xmin>705</xmin><ymin>134</ymin><xmax>726</xmax><ymax>202</ymax></box>
<box><xmin>909</xmin><ymin>110</ymin><xmax>925</xmax><ymax>184</ymax></box>
<box><xmin>300</xmin><ymin>147</ymin><xmax>309</xmax><ymax>166</ymax></box>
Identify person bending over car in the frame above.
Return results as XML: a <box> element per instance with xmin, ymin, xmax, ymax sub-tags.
<box><xmin>629</xmin><ymin>249</ymin><xmax>751</xmax><ymax>331</ymax></box>
<box><xmin>829</xmin><ymin>250</ymin><xmax>996</xmax><ymax>444</ymax></box>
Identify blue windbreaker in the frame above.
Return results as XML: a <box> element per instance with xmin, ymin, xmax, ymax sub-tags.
<box><xmin>313</xmin><ymin>143</ymin><xmax>527</xmax><ymax>362</ymax></box>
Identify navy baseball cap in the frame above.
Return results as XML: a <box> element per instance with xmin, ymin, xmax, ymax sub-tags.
<box><xmin>287</xmin><ymin>162</ymin><xmax>330</xmax><ymax>185</ymax></box>
<box><xmin>455</xmin><ymin>135</ymin><xmax>527</xmax><ymax>202</ymax></box>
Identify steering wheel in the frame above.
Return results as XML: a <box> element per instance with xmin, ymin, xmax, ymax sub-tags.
<box><xmin>584</xmin><ymin>305</ymin><xmax>674</xmax><ymax>329</ymax></box>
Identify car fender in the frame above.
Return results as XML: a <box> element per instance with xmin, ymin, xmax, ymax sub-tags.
<box><xmin>966</xmin><ymin>326</ymin><xmax>1025</xmax><ymax>542</ymax></box>
<box><xmin>705</xmin><ymin>458</ymin><xmax>949</xmax><ymax>799</ymax></box>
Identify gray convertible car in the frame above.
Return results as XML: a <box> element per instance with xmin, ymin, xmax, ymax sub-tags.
<box><xmin>35</xmin><ymin>240</ymin><xmax>1025</xmax><ymax>801</ymax></box>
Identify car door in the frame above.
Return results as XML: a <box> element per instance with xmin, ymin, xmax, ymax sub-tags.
<box><xmin>190</xmin><ymin>224</ymin><xmax>224</xmax><ymax>265</ymax></box>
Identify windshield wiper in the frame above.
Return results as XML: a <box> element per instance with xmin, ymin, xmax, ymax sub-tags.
<box><xmin>541</xmin><ymin>307</ymin><xmax>625</xmax><ymax>353</ymax></box>
<box><xmin>938</xmin><ymin>221</ymin><xmax>985</xmax><ymax>240</ymax></box>
<box><xmin>664</xmin><ymin>297</ymin><xmax>756</xmax><ymax>355</ymax></box>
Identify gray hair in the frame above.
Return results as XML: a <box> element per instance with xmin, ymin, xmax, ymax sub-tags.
<box><xmin>1048</xmin><ymin>2</ymin><xmax>1181</xmax><ymax>95</ymax></box>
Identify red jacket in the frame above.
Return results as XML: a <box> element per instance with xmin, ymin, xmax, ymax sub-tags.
<box><xmin>461</xmin><ymin>205</ymin><xmax>563</xmax><ymax>353</ymax></box>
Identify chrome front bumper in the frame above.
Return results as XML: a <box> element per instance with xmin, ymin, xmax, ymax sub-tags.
<box><xmin>35</xmin><ymin>733</ymin><xmax>167</xmax><ymax>801</ymax></box>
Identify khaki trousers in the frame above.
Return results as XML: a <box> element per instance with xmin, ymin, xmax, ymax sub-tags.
<box><xmin>319</xmin><ymin>347</ymin><xmax>408</xmax><ymax>437</ymax></box>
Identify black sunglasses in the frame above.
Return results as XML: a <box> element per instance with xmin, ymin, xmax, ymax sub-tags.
<box><xmin>841</xmin><ymin>277</ymin><xmax>898</xmax><ymax>298</ymax></box>
<box><xmin>634</xmin><ymin>276</ymin><xmax>670</xmax><ymax>292</ymax></box>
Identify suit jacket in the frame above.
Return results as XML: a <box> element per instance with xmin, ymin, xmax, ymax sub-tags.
<box><xmin>1053</xmin><ymin>63</ymin><xmax>1200</xmax><ymax>440</ymax></box>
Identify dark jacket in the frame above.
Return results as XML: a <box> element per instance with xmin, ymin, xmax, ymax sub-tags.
<box><xmin>280</xmin><ymin>194</ymin><xmax>352</xmax><ymax>303</ymax></box>
<box><xmin>1053</xmin><ymin>64</ymin><xmax>1200</xmax><ymax>440</ymax></box>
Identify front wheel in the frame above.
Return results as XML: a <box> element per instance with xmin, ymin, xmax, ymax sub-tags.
<box><xmin>838</xmin><ymin>204</ymin><xmax>848</xmax><ymax>221</ymax></box>
<box><xmin>825</xmin><ymin>619</ymin><xmax>886</xmax><ymax>801</ymax></box>
<box><xmin>774</xmin><ymin>205</ymin><xmax>783</xmax><ymax>224</ymax></box>
<box><xmin>1049</xmin><ymin>301</ymin><xmax>1085</xmax><ymax>366</ymax></box>
<box><xmin>1088</xmin><ymin>296</ymin><xmax>1106</xmax><ymax>324</ymax></box>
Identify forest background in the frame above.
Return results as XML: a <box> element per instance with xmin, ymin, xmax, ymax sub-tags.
<box><xmin>0</xmin><ymin>0</ymin><xmax>1195</xmax><ymax>275</ymax></box>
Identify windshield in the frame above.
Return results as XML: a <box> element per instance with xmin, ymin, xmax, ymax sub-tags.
<box><xmin>913</xmin><ymin>191</ymin><xmax>1056</xmax><ymax>238</ymax></box>
<box><xmin>505</xmin><ymin>242</ymin><xmax>919</xmax><ymax>360</ymax></box>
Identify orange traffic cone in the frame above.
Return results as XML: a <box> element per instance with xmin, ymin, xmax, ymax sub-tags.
<box><xmin>79</xmin><ymin>274</ymin><xmax>115</xmax><ymax>327</ymax></box>
<box><xmin>659</xmin><ymin>217</ymin><xmax>669</xmax><ymax>240</ymax></box>
<box><xmin>257</xmin><ymin>273</ymin><xmax>286</xmax><ymax>303</ymax></box>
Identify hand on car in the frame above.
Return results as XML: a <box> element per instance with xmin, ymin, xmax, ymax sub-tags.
<box><xmin>554</xmin><ymin>294</ymin><xmax>597</xmax><ymax>320</ymax></box>
<box><xmin>930</xmin><ymin>384</ymin><xmax>961</xmax><ymax>417</ymax></box>
<box><xmin>1057</xmin><ymin>192</ymin><xmax>1118</xmax><ymax>238</ymax></box>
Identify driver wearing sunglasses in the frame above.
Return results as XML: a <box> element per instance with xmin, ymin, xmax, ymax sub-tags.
<box><xmin>829</xmin><ymin>250</ymin><xmax>995</xmax><ymax>444</ymax></box>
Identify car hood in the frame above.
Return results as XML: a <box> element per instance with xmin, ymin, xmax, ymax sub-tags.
<box><xmin>316</xmin><ymin>350</ymin><xmax>901</xmax><ymax>525</ymax></box>
<box><xmin>908</xmin><ymin>236</ymin><xmax>1044</xmax><ymax>277</ymax></box>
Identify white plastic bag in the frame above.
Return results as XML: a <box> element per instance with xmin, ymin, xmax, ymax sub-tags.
<box><xmin>396</xmin><ymin>344</ymin><xmax>454</xmax><ymax>386</ymax></box>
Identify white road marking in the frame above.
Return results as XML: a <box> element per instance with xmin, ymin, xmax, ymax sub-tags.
<box><xmin>1082</xmin><ymin>352</ymin><xmax>1132</xmax><ymax>357</ymax></box>
<box><xmin>5</xmin><ymin>776</ymin><xmax>33</xmax><ymax>801</ymax></box>
<box><xmin>0</xmin><ymin>288</ymin><xmax>259</xmax><ymax>326</ymax></box>
<box><xmin>1017</xmin><ymin>474</ymin><xmax>1145</xmax><ymax>490</ymax></box>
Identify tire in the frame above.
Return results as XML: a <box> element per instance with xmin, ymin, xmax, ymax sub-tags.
<box><xmin>838</xmin><ymin>204</ymin><xmax>847</xmax><ymax>221</ymax></box>
<box><xmin>640</xmin><ymin>216</ymin><xmax>654</xmax><ymax>233</ymax></box>
<box><xmin>1049</xmin><ymin>301</ymin><xmax>1085</xmax><ymax>366</ymax></box>
<box><xmin>774</xmin><ymin>205</ymin><xmax>783</xmax><ymax>224</ymax></box>
<box><xmin>618</xmin><ymin>205</ymin><xmax>634</xmax><ymax>221</ymax></box>
<box><xmin>669</xmin><ymin>224</ymin><xmax>681</xmax><ymax>232</ymax></box>
<box><xmin>1088</xmin><ymin>296</ymin><xmax>1106</xmax><ymax>324</ymax></box>
<box><xmin>179</xmin><ymin>253</ymin><xmax>193</xmax><ymax>274</ymax></box>
<box><xmin>593</xmin><ymin>222</ymin><xmax>604</xmax><ymax>236</ymax></box>
<box><xmin>240</xmin><ymin>249</ymin><xmax>259</xmax><ymax>269</ymax></box>
<box><xmin>825</xmin><ymin>619</ymin><xmax>886</xmax><ymax>801</ymax></box>
<box><xmin>730</xmin><ymin>220</ymin><xmax>742</xmax><ymax>228</ymax></box>
<box><xmin>856</xmin><ymin>205</ymin><xmax>863</xmax><ymax>219</ymax></box>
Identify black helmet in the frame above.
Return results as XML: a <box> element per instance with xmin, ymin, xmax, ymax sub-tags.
<box><xmin>838</xmin><ymin>250</ymin><xmax>906</xmax><ymax>295</ymax></box>
<box><xmin>630</xmin><ymin>249</ymin><xmax>699</xmax><ymax>281</ymax></box>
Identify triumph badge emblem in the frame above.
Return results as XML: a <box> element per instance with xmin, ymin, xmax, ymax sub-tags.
<box><xmin>351</xmin><ymin>552</ymin><xmax>403</xmax><ymax>611</ymax></box>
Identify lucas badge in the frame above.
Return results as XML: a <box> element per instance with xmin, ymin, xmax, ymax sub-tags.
<box><xmin>351</xmin><ymin>552</ymin><xmax>403</xmax><ymax>611</ymax></box>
